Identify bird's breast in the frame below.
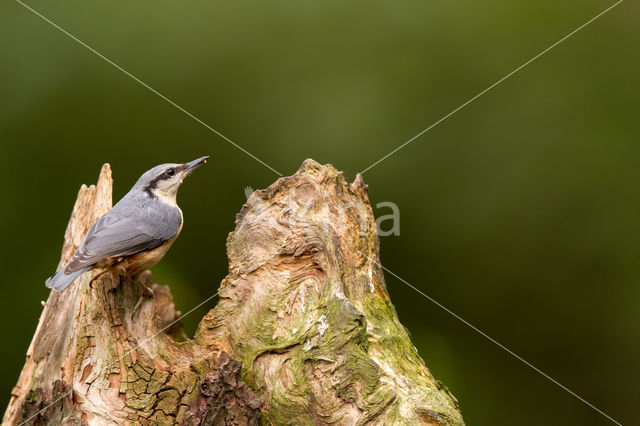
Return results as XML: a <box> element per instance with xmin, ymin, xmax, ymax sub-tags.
<box><xmin>121</xmin><ymin>236</ymin><xmax>179</xmax><ymax>277</ymax></box>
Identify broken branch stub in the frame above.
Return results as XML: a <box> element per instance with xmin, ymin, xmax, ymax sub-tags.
<box><xmin>4</xmin><ymin>159</ymin><xmax>464</xmax><ymax>425</ymax></box>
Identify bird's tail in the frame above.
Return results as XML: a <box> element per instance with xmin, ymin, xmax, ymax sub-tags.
<box><xmin>45</xmin><ymin>266</ymin><xmax>92</xmax><ymax>291</ymax></box>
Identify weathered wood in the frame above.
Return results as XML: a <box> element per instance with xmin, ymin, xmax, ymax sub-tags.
<box><xmin>4</xmin><ymin>160</ymin><xmax>464</xmax><ymax>425</ymax></box>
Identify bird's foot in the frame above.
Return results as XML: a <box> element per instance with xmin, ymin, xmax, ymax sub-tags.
<box><xmin>132</xmin><ymin>296</ymin><xmax>146</xmax><ymax>318</ymax></box>
<box><xmin>89</xmin><ymin>268</ymin><xmax>109</xmax><ymax>288</ymax></box>
<box><xmin>131</xmin><ymin>271</ymin><xmax>154</xmax><ymax>318</ymax></box>
<box><xmin>132</xmin><ymin>287</ymin><xmax>153</xmax><ymax>318</ymax></box>
<box><xmin>135</xmin><ymin>270</ymin><xmax>155</xmax><ymax>297</ymax></box>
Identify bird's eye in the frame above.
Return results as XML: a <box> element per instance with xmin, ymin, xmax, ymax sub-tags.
<box><xmin>166</xmin><ymin>168</ymin><xmax>175</xmax><ymax>177</ymax></box>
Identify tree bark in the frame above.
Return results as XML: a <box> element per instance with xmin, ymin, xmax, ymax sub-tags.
<box><xmin>4</xmin><ymin>159</ymin><xmax>464</xmax><ymax>426</ymax></box>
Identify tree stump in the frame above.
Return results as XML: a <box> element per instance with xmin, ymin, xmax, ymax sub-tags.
<box><xmin>3</xmin><ymin>160</ymin><xmax>464</xmax><ymax>425</ymax></box>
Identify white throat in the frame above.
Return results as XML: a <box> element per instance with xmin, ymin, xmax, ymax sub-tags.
<box><xmin>152</xmin><ymin>186</ymin><xmax>179</xmax><ymax>206</ymax></box>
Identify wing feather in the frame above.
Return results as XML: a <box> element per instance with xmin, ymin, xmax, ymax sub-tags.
<box><xmin>65</xmin><ymin>196</ymin><xmax>181</xmax><ymax>273</ymax></box>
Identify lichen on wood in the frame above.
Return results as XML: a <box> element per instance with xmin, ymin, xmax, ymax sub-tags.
<box><xmin>4</xmin><ymin>160</ymin><xmax>464</xmax><ymax>425</ymax></box>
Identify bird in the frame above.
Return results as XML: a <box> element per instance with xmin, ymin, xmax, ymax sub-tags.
<box><xmin>45</xmin><ymin>156</ymin><xmax>209</xmax><ymax>293</ymax></box>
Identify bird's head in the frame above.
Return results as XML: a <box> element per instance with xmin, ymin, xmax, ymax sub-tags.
<box><xmin>135</xmin><ymin>156</ymin><xmax>210</xmax><ymax>204</ymax></box>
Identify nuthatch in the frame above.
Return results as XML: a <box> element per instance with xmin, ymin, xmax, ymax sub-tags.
<box><xmin>46</xmin><ymin>156</ymin><xmax>209</xmax><ymax>292</ymax></box>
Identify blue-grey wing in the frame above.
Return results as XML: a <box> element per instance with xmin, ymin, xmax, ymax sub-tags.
<box><xmin>65</xmin><ymin>200</ymin><xmax>181</xmax><ymax>273</ymax></box>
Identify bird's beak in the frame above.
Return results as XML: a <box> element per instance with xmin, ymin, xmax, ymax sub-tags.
<box><xmin>183</xmin><ymin>156</ymin><xmax>210</xmax><ymax>175</ymax></box>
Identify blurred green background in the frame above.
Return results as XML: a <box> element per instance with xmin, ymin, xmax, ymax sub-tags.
<box><xmin>1</xmin><ymin>0</ymin><xmax>637</xmax><ymax>424</ymax></box>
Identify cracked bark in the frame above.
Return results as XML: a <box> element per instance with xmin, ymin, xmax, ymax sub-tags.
<box><xmin>3</xmin><ymin>160</ymin><xmax>464</xmax><ymax>425</ymax></box>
